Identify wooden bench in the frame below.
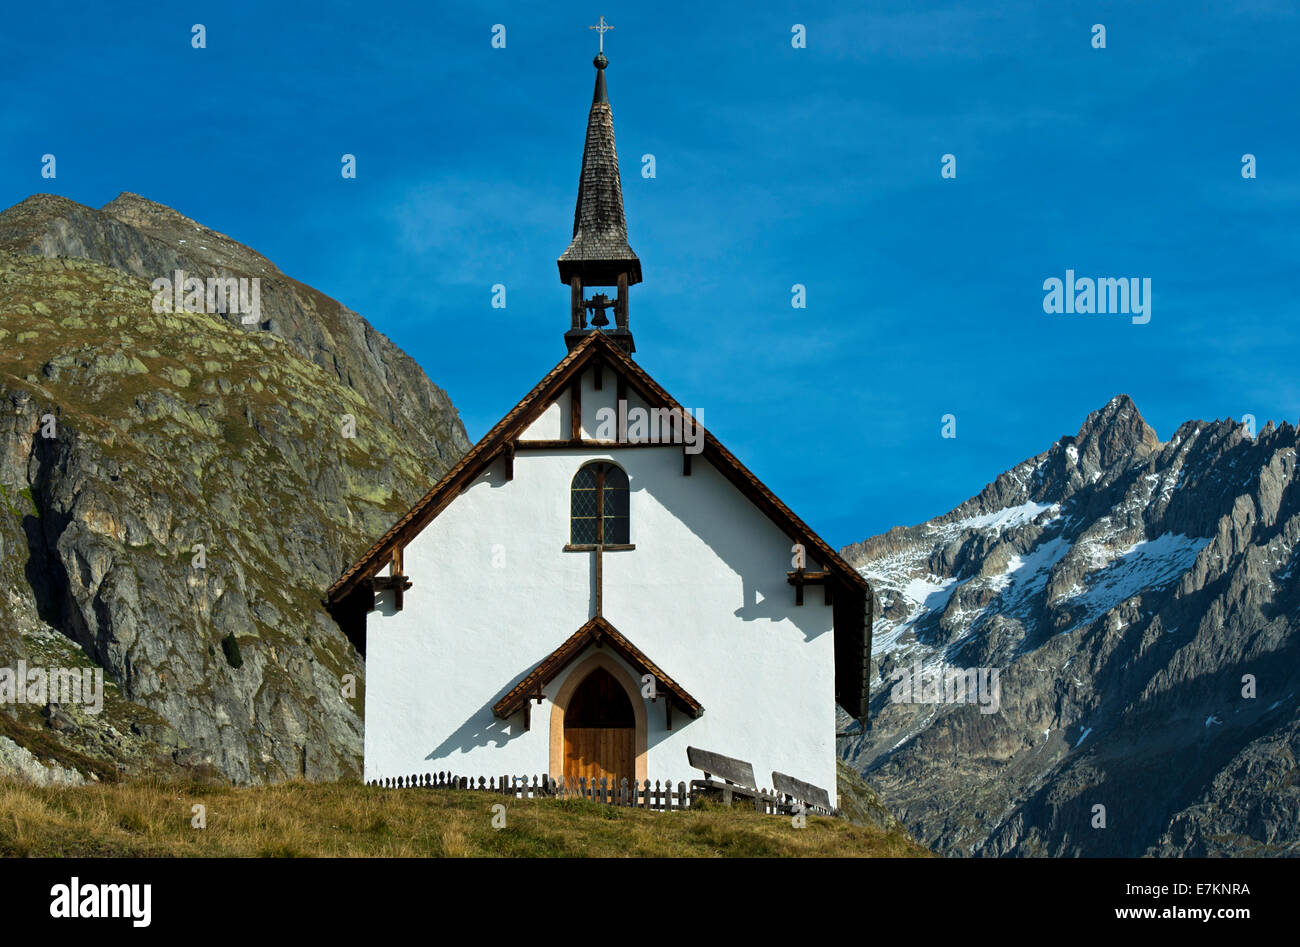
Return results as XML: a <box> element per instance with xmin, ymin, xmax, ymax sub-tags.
<box><xmin>687</xmin><ymin>746</ymin><xmax>772</xmax><ymax>811</ymax></box>
<box><xmin>772</xmin><ymin>771</ymin><xmax>834</xmax><ymax>815</ymax></box>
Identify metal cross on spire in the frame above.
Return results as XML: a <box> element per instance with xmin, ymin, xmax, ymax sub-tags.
<box><xmin>588</xmin><ymin>15</ymin><xmax>613</xmax><ymax>53</ymax></box>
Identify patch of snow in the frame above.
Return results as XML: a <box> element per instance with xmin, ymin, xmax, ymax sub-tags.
<box><xmin>1069</xmin><ymin>533</ymin><xmax>1209</xmax><ymax>619</ymax></box>
<box><xmin>867</xmin><ymin>572</ymin><xmax>961</xmax><ymax>657</ymax></box>
<box><xmin>997</xmin><ymin>536</ymin><xmax>1073</xmax><ymax>613</ymax></box>
<box><xmin>948</xmin><ymin>501</ymin><xmax>1060</xmax><ymax>533</ymax></box>
<box><xmin>902</xmin><ymin>575</ymin><xmax>959</xmax><ymax>610</ymax></box>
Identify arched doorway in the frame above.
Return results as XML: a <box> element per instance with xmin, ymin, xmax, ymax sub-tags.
<box><xmin>549</xmin><ymin>654</ymin><xmax>647</xmax><ymax>785</ymax></box>
<box><xmin>563</xmin><ymin>667</ymin><xmax>635</xmax><ymax>784</ymax></box>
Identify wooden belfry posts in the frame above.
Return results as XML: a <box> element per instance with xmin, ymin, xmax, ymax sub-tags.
<box><xmin>568</xmin><ymin>272</ymin><xmax>631</xmax><ymax>335</ymax></box>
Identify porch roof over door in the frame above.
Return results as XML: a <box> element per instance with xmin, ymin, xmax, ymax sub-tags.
<box><xmin>492</xmin><ymin>615</ymin><xmax>704</xmax><ymax>721</ymax></box>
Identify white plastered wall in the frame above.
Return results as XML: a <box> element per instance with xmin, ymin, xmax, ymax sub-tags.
<box><xmin>363</xmin><ymin>363</ymin><xmax>838</xmax><ymax>803</ymax></box>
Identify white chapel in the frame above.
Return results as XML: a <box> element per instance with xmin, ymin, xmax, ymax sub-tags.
<box><xmin>326</xmin><ymin>43</ymin><xmax>874</xmax><ymax>804</ymax></box>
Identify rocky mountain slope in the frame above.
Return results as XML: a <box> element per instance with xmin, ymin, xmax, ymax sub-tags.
<box><xmin>0</xmin><ymin>193</ymin><xmax>469</xmax><ymax>784</ymax></box>
<box><xmin>840</xmin><ymin>396</ymin><xmax>1300</xmax><ymax>856</ymax></box>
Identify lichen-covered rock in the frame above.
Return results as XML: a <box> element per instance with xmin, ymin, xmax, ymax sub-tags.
<box><xmin>0</xmin><ymin>194</ymin><xmax>470</xmax><ymax>785</ymax></box>
<box><xmin>0</xmin><ymin>736</ymin><xmax>86</xmax><ymax>786</ymax></box>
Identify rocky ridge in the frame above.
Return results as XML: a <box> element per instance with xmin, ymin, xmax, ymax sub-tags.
<box><xmin>840</xmin><ymin>396</ymin><xmax>1300</xmax><ymax>856</ymax></box>
<box><xmin>0</xmin><ymin>194</ymin><xmax>469</xmax><ymax>784</ymax></box>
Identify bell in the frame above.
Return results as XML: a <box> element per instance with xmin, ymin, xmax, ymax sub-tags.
<box><xmin>588</xmin><ymin>294</ymin><xmax>611</xmax><ymax>327</ymax></box>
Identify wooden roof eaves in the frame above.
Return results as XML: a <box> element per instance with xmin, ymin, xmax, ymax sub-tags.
<box><xmin>492</xmin><ymin>615</ymin><xmax>704</xmax><ymax>720</ymax></box>
<box><xmin>325</xmin><ymin>333</ymin><xmax>605</xmax><ymax>603</ymax></box>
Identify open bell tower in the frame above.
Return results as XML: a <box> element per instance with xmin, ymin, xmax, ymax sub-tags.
<box><xmin>558</xmin><ymin>18</ymin><xmax>641</xmax><ymax>354</ymax></box>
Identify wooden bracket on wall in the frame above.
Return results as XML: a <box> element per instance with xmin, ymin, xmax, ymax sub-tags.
<box><xmin>787</xmin><ymin>569</ymin><xmax>831</xmax><ymax>607</ymax></box>
<box><xmin>368</xmin><ymin>574</ymin><xmax>413</xmax><ymax>611</ymax></box>
<box><xmin>522</xmin><ymin>692</ymin><xmax>544</xmax><ymax>731</ymax></box>
<box><xmin>502</xmin><ymin>442</ymin><xmax>514</xmax><ymax>481</ymax></box>
<box><xmin>647</xmin><ymin>680</ymin><xmax>673</xmax><ymax>729</ymax></box>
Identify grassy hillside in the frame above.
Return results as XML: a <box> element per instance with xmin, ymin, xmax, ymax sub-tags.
<box><xmin>0</xmin><ymin>777</ymin><xmax>929</xmax><ymax>857</ymax></box>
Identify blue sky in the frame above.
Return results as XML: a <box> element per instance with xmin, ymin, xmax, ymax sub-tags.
<box><xmin>2</xmin><ymin>1</ymin><xmax>1296</xmax><ymax>547</ymax></box>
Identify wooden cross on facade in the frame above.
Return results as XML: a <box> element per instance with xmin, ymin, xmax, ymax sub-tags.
<box><xmin>589</xmin><ymin>15</ymin><xmax>613</xmax><ymax>53</ymax></box>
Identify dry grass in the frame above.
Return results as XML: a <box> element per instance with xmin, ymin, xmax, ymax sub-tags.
<box><xmin>0</xmin><ymin>777</ymin><xmax>929</xmax><ymax>858</ymax></box>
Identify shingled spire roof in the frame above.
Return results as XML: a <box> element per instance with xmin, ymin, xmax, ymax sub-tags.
<box><xmin>557</xmin><ymin>52</ymin><xmax>642</xmax><ymax>287</ymax></box>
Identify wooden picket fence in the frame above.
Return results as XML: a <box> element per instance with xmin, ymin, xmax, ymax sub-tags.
<box><xmin>368</xmin><ymin>771</ymin><xmax>802</xmax><ymax>815</ymax></box>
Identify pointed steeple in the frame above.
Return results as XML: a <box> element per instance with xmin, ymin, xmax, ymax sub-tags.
<box><xmin>560</xmin><ymin>40</ymin><xmax>640</xmax><ymax>354</ymax></box>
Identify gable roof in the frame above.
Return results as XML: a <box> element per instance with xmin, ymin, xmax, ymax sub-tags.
<box><xmin>325</xmin><ymin>330</ymin><xmax>874</xmax><ymax>720</ymax></box>
<box><xmin>493</xmin><ymin>615</ymin><xmax>703</xmax><ymax>720</ymax></box>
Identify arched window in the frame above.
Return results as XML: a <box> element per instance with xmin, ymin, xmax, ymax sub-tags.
<box><xmin>570</xmin><ymin>462</ymin><xmax>629</xmax><ymax>545</ymax></box>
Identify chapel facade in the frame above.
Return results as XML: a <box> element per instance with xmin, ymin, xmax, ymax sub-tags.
<box><xmin>327</xmin><ymin>46</ymin><xmax>873</xmax><ymax>802</ymax></box>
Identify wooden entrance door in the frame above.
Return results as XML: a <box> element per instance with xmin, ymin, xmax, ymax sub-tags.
<box><xmin>563</xmin><ymin>667</ymin><xmax>635</xmax><ymax>785</ymax></box>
